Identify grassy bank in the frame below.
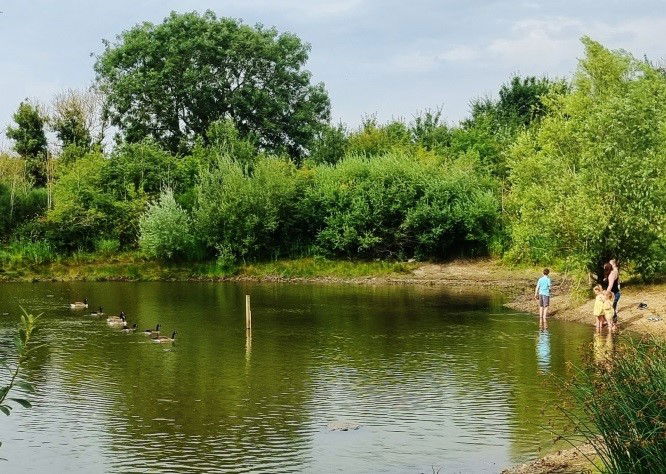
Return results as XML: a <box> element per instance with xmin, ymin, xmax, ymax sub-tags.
<box><xmin>0</xmin><ymin>252</ymin><xmax>420</xmax><ymax>282</ymax></box>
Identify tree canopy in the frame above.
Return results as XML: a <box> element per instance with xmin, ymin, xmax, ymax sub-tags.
<box><xmin>95</xmin><ymin>10</ymin><xmax>331</xmax><ymax>157</ymax></box>
<box><xmin>6</xmin><ymin>101</ymin><xmax>48</xmax><ymax>186</ymax></box>
<box><xmin>506</xmin><ymin>37</ymin><xmax>666</xmax><ymax>276</ymax></box>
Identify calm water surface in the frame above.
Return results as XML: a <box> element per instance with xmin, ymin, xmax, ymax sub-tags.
<box><xmin>0</xmin><ymin>282</ymin><xmax>594</xmax><ymax>473</ymax></box>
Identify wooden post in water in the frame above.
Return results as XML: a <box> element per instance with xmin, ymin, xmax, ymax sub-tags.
<box><xmin>245</xmin><ymin>294</ymin><xmax>252</xmax><ymax>330</ymax></box>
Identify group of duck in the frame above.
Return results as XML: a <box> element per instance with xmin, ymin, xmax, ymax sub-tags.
<box><xmin>70</xmin><ymin>298</ymin><xmax>176</xmax><ymax>343</ymax></box>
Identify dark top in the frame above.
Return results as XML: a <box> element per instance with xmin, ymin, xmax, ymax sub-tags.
<box><xmin>604</xmin><ymin>272</ymin><xmax>620</xmax><ymax>293</ymax></box>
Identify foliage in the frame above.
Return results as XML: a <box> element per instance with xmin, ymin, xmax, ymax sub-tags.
<box><xmin>49</xmin><ymin>88</ymin><xmax>106</xmax><ymax>151</ymax></box>
<box><xmin>44</xmin><ymin>151</ymin><xmax>115</xmax><ymax>250</ymax></box>
<box><xmin>346</xmin><ymin>118</ymin><xmax>412</xmax><ymax>157</ymax></box>
<box><xmin>194</xmin><ymin>157</ymin><xmax>306</xmax><ymax>261</ymax></box>
<box><xmin>308</xmin><ymin>123</ymin><xmax>348</xmax><ymax>165</ymax></box>
<box><xmin>0</xmin><ymin>31</ymin><xmax>664</xmax><ymax>281</ymax></box>
<box><xmin>95</xmin><ymin>10</ymin><xmax>330</xmax><ymax>157</ymax></box>
<box><xmin>302</xmin><ymin>152</ymin><xmax>499</xmax><ymax>259</ymax></box>
<box><xmin>5</xmin><ymin>101</ymin><xmax>48</xmax><ymax>186</ymax></box>
<box><xmin>0</xmin><ymin>240</ymin><xmax>56</xmax><ymax>267</ymax></box>
<box><xmin>139</xmin><ymin>188</ymin><xmax>193</xmax><ymax>260</ymax></box>
<box><xmin>469</xmin><ymin>76</ymin><xmax>557</xmax><ymax>128</ymax></box>
<box><xmin>0</xmin><ymin>310</ymin><xmax>40</xmax><ymax>454</ymax></box>
<box><xmin>411</xmin><ymin>108</ymin><xmax>451</xmax><ymax>152</ymax></box>
<box><xmin>506</xmin><ymin>38</ymin><xmax>666</xmax><ymax>278</ymax></box>
<box><xmin>104</xmin><ymin>140</ymin><xmax>182</xmax><ymax>199</ymax></box>
<box><xmin>563</xmin><ymin>337</ymin><xmax>666</xmax><ymax>473</ymax></box>
<box><xmin>206</xmin><ymin>119</ymin><xmax>259</xmax><ymax>170</ymax></box>
<box><xmin>94</xmin><ymin>238</ymin><xmax>121</xmax><ymax>256</ymax></box>
<box><xmin>0</xmin><ymin>156</ymin><xmax>47</xmax><ymax>240</ymax></box>
<box><xmin>50</xmin><ymin>92</ymin><xmax>92</xmax><ymax>150</ymax></box>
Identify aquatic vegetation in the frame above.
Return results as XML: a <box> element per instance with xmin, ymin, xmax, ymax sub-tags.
<box><xmin>0</xmin><ymin>310</ymin><xmax>40</xmax><ymax>457</ymax></box>
<box><xmin>563</xmin><ymin>337</ymin><xmax>666</xmax><ymax>473</ymax></box>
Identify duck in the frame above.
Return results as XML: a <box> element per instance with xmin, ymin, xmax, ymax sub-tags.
<box><xmin>70</xmin><ymin>298</ymin><xmax>89</xmax><ymax>309</ymax></box>
<box><xmin>143</xmin><ymin>324</ymin><xmax>161</xmax><ymax>337</ymax></box>
<box><xmin>107</xmin><ymin>311</ymin><xmax>127</xmax><ymax>326</ymax></box>
<box><xmin>121</xmin><ymin>323</ymin><xmax>138</xmax><ymax>333</ymax></box>
<box><xmin>89</xmin><ymin>306</ymin><xmax>105</xmax><ymax>317</ymax></box>
<box><xmin>153</xmin><ymin>331</ymin><xmax>176</xmax><ymax>343</ymax></box>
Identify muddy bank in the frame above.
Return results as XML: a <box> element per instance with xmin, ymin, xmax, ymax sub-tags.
<box><xmin>507</xmin><ymin>277</ymin><xmax>666</xmax><ymax>339</ymax></box>
<box><xmin>502</xmin><ymin>444</ymin><xmax>598</xmax><ymax>474</ymax></box>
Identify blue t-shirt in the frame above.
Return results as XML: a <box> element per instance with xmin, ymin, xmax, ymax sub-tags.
<box><xmin>537</xmin><ymin>276</ymin><xmax>551</xmax><ymax>296</ymax></box>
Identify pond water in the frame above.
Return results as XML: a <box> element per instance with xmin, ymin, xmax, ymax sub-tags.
<box><xmin>0</xmin><ymin>281</ymin><xmax>595</xmax><ymax>473</ymax></box>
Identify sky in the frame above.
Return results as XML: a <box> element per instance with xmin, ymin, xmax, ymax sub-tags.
<box><xmin>1</xmin><ymin>0</ymin><xmax>666</xmax><ymax>150</ymax></box>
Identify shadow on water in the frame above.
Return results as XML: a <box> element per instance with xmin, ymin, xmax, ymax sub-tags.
<box><xmin>0</xmin><ymin>281</ymin><xmax>594</xmax><ymax>472</ymax></box>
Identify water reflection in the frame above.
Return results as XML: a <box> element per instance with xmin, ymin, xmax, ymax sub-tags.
<box><xmin>535</xmin><ymin>329</ymin><xmax>551</xmax><ymax>373</ymax></box>
<box><xmin>0</xmin><ymin>282</ymin><xmax>592</xmax><ymax>472</ymax></box>
<box><xmin>593</xmin><ymin>331</ymin><xmax>615</xmax><ymax>365</ymax></box>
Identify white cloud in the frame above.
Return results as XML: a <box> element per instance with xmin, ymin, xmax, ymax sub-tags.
<box><xmin>389</xmin><ymin>15</ymin><xmax>666</xmax><ymax>75</ymax></box>
<box><xmin>487</xmin><ymin>16</ymin><xmax>666</xmax><ymax>70</ymax></box>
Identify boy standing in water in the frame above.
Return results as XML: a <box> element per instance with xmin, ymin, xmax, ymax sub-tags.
<box><xmin>535</xmin><ymin>268</ymin><xmax>551</xmax><ymax>327</ymax></box>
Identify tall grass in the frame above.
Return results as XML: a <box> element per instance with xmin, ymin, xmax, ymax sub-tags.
<box><xmin>564</xmin><ymin>338</ymin><xmax>666</xmax><ymax>473</ymax></box>
<box><xmin>0</xmin><ymin>240</ymin><xmax>57</xmax><ymax>266</ymax></box>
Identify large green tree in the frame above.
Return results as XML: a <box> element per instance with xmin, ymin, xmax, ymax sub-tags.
<box><xmin>507</xmin><ymin>37</ymin><xmax>666</xmax><ymax>277</ymax></box>
<box><xmin>95</xmin><ymin>10</ymin><xmax>331</xmax><ymax>158</ymax></box>
<box><xmin>6</xmin><ymin>101</ymin><xmax>48</xmax><ymax>186</ymax></box>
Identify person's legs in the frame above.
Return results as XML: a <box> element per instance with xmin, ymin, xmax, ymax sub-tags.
<box><xmin>612</xmin><ymin>291</ymin><xmax>621</xmax><ymax>323</ymax></box>
<box><xmin>539</xmin><ymin>295</ymin><xmax>549</xmax><ymax>321</ymax></box>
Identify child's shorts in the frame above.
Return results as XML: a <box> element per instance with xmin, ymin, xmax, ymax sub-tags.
<box><xmin>539</xmin><ymin>295</ymin><xmax>550</xmax><ymax>307</ymax></box>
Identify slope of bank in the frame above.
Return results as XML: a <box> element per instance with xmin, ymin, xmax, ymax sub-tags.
<box><xmin>502</xmin><ymin>444</ymin><xmax>598</xmax><ymax>474</ymax></box>
<box><xmin>1</xmin><ymin>255</ymin><xmax>664</xmax><ymax>338</ymax></box>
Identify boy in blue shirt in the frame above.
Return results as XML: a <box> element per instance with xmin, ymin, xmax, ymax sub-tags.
<box><xmin>535</xmin><ymin>268</ymin><xmax>551</xmax><ymax>326</ymax></box>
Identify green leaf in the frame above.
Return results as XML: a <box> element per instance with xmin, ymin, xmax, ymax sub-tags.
<box><xmin>0</xmin><ymin>405</ymin><xmax>12</xmax><ymax>416</ymax></box>
<box><xmin>16</xmin><ymin>382</ymin><xmax>35</xmax><ymax>394</ymax></box>
<box><xmin>24</xmin><ymin>344</ymin><xmax>47</xmax><ymax>355</ymax></box>
<box><xmin>9</xmin><ymin>398</ymin><xmax>32</xmax><ymax>409</ymax></box>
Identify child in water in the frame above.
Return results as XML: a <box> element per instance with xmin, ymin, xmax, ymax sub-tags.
<box><xmin>593</xmin><ymin>285</ymin><xmax>606</xmax><ymax>331</ymax></box>
<box><xmin>603</xmin><ymin>290</ymin><xmax>616</xmax><ymax>331</ymax></box>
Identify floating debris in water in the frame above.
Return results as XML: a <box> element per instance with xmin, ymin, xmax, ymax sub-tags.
<box><xmin>327</xmin><ymin>421</ymin><xmax>360</xmax><ymax>431</ymax></box>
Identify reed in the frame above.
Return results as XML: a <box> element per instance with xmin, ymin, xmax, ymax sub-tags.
<box><xmin>563</xmin><ymin>337</ymin><xmax>666</xmax><ymax>473</ymax></box>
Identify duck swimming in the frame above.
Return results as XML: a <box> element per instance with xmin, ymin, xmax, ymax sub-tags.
<box><xmin>143</xmin><ymin>324</ymin><xmax>160</xmax><ymax>337</ymax></box>
<box><xmin>70</xmin><ymin>298</ymin><xmax>89</xmax><ymax>309</ymax></box>
<box><xmin>90</xmin><ymin>306</ymin><xmax>104</xmax><ymax>317</ymax></box>
<box><xmin>121</xmin><ymin>323</ymin><xmax>137</xmax><ymax>333</ymax></box>
<box><xmin>107</xmin><ymin>311</ymin><xmax>126</xmax><ymax>326</ymax></box>
<box><xmin>153</xmin><ymin>331</ymin><xmax>176</xmax><ymax>343</ymax></box>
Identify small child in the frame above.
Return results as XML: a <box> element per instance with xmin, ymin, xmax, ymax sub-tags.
<box><xmin>535</xmin><ymin>268</ymin><xmax>551</xmax><ymax>327</ymax></box>
<box><xmin>592</xmin><ymin>285</ymin><xmax>606</xmax><ymax>331</ymax></box>
<box><xmin>603</xmin><ymin>290</ymin><xmax>616</xmax><ymax>331</ymax></box>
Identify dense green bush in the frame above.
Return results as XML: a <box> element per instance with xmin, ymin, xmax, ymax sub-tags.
<box><xmin>44</xmin><ymin>151</ymin><xmax>115</xmax><ymax>250</ymax></box>
<box><xmin>139</xmin><ymin>189</ymin><xmax>193</xmax><ymax>260</ymax></box>
<box><xmin>302</xmin><ymin>152</ymin><xmax>499</xmax><ymax>259</ymax></box>
<box><xmin>194</xmin><ymin>157</ymin><xmax>307</xmax><ymax>261</ymax></box>
<box><xmin>506</xmin><ymin>38</ymin><xmax>666</xmax><ymax>277</ymax></box>
<box><xmin>0</xmin><ymin>184</ymin><xmax>47</xmax><ymax>240</ymax></box>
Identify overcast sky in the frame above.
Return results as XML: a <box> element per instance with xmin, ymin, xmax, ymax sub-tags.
<box><xmin>1</xmin><ymin>0</ymin><xmax>665</xmax><ymax>150</ymax></box>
